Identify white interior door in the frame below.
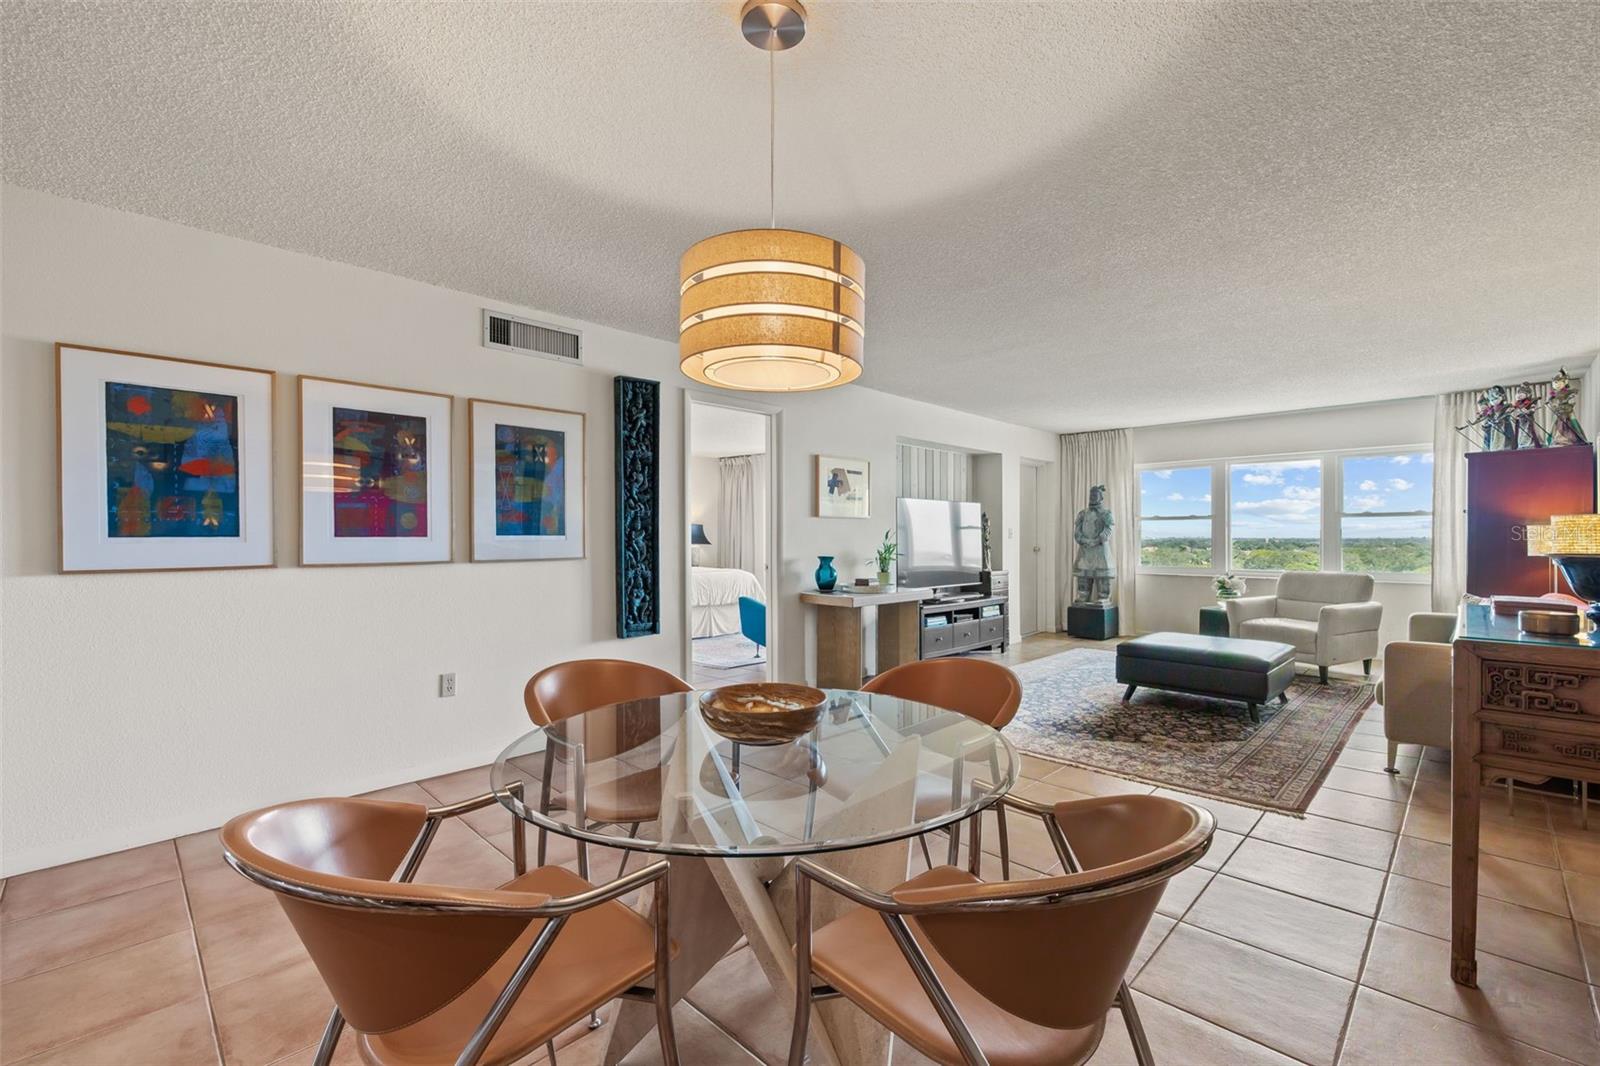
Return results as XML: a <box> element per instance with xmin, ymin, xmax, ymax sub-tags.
<box><xmin>1019</xmin><ymin>464</ymin><xmax>1041</xmax><ymax>635</ymax></box>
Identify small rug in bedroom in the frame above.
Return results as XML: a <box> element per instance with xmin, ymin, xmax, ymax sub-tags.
<box><xmin>1007</xmin><ymin>649</ymin><xmax>1375</xmax><ymax>813</ymax></box>
<box><xmin>692</xmin><ymin>633</ymin><xmax>766</xmax><ymax>669</ymax></box>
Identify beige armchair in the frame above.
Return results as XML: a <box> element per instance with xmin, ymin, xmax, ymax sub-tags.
<box><xmin>1376</xmin><ymin>612</ymin><xmax>1455</xmax><ymax>773</ymax></box>
<box><xmin>1224</xmin><ymin>571</ymin><xmax>1382</xmax><ymax>683</ymax></box>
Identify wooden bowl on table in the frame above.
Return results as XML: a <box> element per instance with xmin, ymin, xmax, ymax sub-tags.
<box><xmin>699</xmin><ymin>683</ymin><xmax>828</xmax><ymax>745</ymax></box>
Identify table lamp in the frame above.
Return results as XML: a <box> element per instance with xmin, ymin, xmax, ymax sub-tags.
<box><xmin>690</xmin><ymin>523</ymin><xmax>711</xmax><ymax>564</ymax></box>
<box><xmin>1550</xmin><ymin>513</ymin><xmax>1600</xmax><ymax>624</ymax></box>
<box><xmin>1525</xmin><ymin>522</ymin><xmax>1556</xmax><ymax>594</ymax></box>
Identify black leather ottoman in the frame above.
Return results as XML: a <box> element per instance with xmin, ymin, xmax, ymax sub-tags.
<box><xmin>1116</xmin><ymin>632</ymin><xmax>1297</xmax><ymax>723</ymax></box>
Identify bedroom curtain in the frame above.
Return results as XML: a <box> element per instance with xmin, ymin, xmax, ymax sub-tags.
<box><xmin>1059</xmin><ymin>429</ymin><xmax>1137</xmax><ymax>635</ymax></box>
<box><xmin>1431</xmin><ymin>380</ymin><xmax>1563</xmax><ymax>610</ymax></box>
<box><xmin>718</xmin><ymin>454</ymin><xmax>769</xmax><ymax>594</ymax></box>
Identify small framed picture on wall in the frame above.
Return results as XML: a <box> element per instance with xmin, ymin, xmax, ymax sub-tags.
<box><xmin>816</xmin><ymin>454</ymin><xmax>870</xmax><ymax>518</ymax></box>
<box><xmin>468</xmin><ymin>399</ymin><xmax>586</xmax><ymax>561</ymax></box>
<box><xmin>57</xmin><ymin>343</ymin><xmax>275</xmax><ymax>572</ymax></box>
<box><xmin>299</xmin><ymin>376</ymin><xmax>452</xmax><ymax>565</ymax></box>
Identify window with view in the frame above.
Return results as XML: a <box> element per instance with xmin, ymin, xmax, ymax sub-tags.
<box><xmin>1138</xmin><ymin>467</ymin><xmax>1212</xmax><ymax>568</ymax></box>
<box><xmin>1340</xmin><ymin>451</ymin><xmax>1432</xmax><ymax>574</ymax></box>
<box><xmin>1229</xmin><ymin>460</ymin><xmax>1322</xmax><ymax>570</ymax></box>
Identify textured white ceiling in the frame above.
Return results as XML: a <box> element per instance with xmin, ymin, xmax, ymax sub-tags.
<box><xmin>3</xmin><ymin>1</ymin><xmax>1596</xmax><ymax>432</ymax></box>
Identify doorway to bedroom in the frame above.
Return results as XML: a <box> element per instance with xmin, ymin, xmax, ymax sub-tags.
<box><xmin>686</xmin><ymin>400</ymin><xmax>775</xmax><ymax>687</ymax></box>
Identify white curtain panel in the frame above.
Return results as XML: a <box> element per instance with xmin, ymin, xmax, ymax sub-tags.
<box><xmin>897</xmin><ymin>443</ymin><xmax>973</xmax><ymax>501</ymax></box>
<box><xmin>1432</xmin><ymin>380</ymin><xmax>1563</xmax><ymax>610</ymax></box>
<box><xmin>718</xmin><ymin>454</ymin><xmax>769</xmax><ymax>594</ymax></box>
<box><xmin>1058</xmin><ymin>429</ymin><xmax>1137</xmax><ymax>634</ymax></box>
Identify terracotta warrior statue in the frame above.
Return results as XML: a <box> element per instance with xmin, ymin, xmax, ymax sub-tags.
<box><xmin>1073</xmin><ymin>484</ymin><xmax>1116</xmax><ymax>605</ymax></box>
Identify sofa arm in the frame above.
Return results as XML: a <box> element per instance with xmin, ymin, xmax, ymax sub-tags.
<box><xmin>1380</xmin><ymin>640</ymin><xmax>1453</xmax><ymax>748</ymax></box>
<box><xmin>1224</xmin><ymin>596</ymin><xmax>1277</xmax><ymax>635</ymax></box>
<box><xmin>1407</xmin><ymin>611</ymin><xmax>1456</xmax><ymax>644</ymax></box>
<box><xmin>1319</xmin><ymin>600</ymin><xmax>1383</xmax><ymax>639</ymax></box>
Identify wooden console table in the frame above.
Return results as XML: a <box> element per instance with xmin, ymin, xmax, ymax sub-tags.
<box><xmin>1451</xmin><ymin>603</ymin><xmax>1599</xmax><ymax>986</ymax></box>
<box><xmin>800</xmin><ymin>587</ymin><xmax>933</xmax><ymax>689</ymax></box>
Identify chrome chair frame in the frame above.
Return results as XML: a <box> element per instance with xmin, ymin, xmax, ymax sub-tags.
<box><xmin>223</xmin><ymin>788</ymin><xmax>678</xmax><ymax>1066</ymax></box>
<box><xmin>787</xmin><ymin>792</ymin><xmax>1211</xmax><ymax>1066</ymax></box>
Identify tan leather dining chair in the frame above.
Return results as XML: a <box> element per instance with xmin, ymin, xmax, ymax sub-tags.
<box><xmin>523</xmin><ymin>659</ymin><xmax>692</xmax><ymax>874</ymax></box>
<box><xmin>221</xmin><ymin>793</ymin><xmax>678</xmax><ymax>1066</ymax></box>
<box><xmin>788</xmin><ymin>793</ymin><xmax>1214</xmax><ymax>1066</ymax></box>
<box><xmin>861</xmin><ymin>658</ymin><xmax>1023</xmax><ymax>872</ymax></box>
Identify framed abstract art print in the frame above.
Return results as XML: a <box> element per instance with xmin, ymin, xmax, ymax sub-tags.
<box><xmin>299</xmin><ymin>376</ymin><xmax>452</xmax><ymax>565</ymax></box>
<box><xmin>57</xmin><ymin>343</ymin><xmax>275</xmax><ymax>572</ymax></box>
<box><xmin>816</xmin><ymin>455</ymin><xmax>870</xmax><ymax>518</ymax></box>
<box><xmin>469</xmin><ymin>399</ymin><xmax>586</xmax><ymax>561</ymax></box>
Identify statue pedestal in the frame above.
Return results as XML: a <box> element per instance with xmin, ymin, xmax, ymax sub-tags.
<box><xmin>1067</xmin><ymin>603</ymin><xmax>1118</xmax><ymax>640</ymax></box>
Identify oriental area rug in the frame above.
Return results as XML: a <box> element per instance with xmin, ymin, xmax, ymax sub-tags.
<box><xmin>1007</xmin><ymin>650</ymin><xmax>1375</xmax><ymax>813</ymax></box>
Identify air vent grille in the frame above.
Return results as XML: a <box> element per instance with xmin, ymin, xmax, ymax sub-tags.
<box><xmin>482</xmin><ymin>310</ymin><xmax>581</xmax><ymax>364</ymax></box>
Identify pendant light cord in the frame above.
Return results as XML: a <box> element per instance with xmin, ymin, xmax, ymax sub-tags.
<box><xmin>769</xmin><ymin>47</ymin><xmax>776</xmax><ymax>229</ymax></box>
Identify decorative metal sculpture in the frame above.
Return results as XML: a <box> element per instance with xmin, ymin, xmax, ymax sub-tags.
<box><xmin>614</xmin><ymin>376</ymin><xmax>660</xmax><ymax>638</ymax></box>
<box><xmin>1511</xmin><ymin>383</ymin><xmax>1544</xmax><ymax>450</ymax></box>
<box><xmin>980</xmin><ymin>511</ymin><xmax>993</xmax><ymax>571</ymax></box>
<box><xmin>1547</xmin><ymin>368</ymin><xmax>1588</xmax><ymax>446</ymax></box>
<box><xmin>1072</xmin><ymin>484</ymin><xmax>1116</xmax><ymax>605</ymax></box>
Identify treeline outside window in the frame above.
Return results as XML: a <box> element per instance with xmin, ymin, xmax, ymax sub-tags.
<box><xmin>1137</xmin><ymin>449</ymin><xmax>1432</xmax><ymax>576</ymax></box>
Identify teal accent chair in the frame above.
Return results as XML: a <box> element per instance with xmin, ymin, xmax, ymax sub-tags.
<box><xmin>738</xmin><ymin>596</ymin><xmax>766</xmax><ymax>654</ymax></box>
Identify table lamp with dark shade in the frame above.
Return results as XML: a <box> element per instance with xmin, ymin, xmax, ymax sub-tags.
<box><xmin>691</xmin><ymin>524</ymin><xmax>711</xmax><ymax>546</ymax></box>
<box><xmin>1550</xmin><ymin>513</ymin><xmax>1600</xmax><ymax>624</ymax></box>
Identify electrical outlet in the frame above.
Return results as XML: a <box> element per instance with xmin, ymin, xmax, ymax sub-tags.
<box><xmin>439</xmin><ymin>673</ymin><xmax>456</xmax><ymax>698</ymax></box>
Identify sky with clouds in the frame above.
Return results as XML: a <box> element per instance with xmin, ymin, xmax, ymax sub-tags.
<box><xmin>1139</xmin><ymin>451</ymin><xmax>1433</xmax><ymax>539</ymax></box>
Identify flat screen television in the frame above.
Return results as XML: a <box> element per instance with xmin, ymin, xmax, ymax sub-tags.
<box><xmin>896</xmin><ymin>497</ymin><xmax>983</xmax><ymax>590</ymax></box>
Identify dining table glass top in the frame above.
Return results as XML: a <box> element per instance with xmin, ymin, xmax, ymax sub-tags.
<box><xmin>490</xmin><ymin>689</ymin><xmax>1018</xmax><ymax>857</ymax></box>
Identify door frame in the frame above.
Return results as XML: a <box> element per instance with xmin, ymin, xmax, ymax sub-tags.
<box><xmin>1020</xmin><ymin>456</ymin><xmax>1058</xmax><ymax>635</ymax></box>
<box><xmin>680</xmin><ymin>391</ymin><xmax>784</xmax><ymax>683</ymax></box>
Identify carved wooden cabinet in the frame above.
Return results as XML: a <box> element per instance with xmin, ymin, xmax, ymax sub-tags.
<box><xmin>1450</xmin><ymin>604</ymin><xmax>1599</xmax><ymax>985</ymax></box>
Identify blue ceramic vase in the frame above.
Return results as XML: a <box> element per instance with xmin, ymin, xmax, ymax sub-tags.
<box><xmin>815</xmin><ymin>555</ymin><xmax>838</xmax><ymax>592</ymax></box>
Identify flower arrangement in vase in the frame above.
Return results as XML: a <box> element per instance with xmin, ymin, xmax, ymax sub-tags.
<box><xmin>1214</xmin><ymin>572</ymin><xmax>1247</xmax><ymax>599</ymax></box>
<box><xmin>869</xmin><ymin>530</ymin><xmax>898</xmax><ymax>586</ymax></box>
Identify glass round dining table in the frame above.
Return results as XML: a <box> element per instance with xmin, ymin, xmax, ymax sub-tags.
<box><xmin>490</xmin><ymin>688</ymin><xmax>1019</xmax><ymax>858</ymax></box>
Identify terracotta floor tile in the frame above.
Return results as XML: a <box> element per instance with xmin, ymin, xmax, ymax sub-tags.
<box><xmin>209</xmin><ymin>954</ymin><xmax>334</xmax><ymax>1066</ymax></box>
<box><xmin>1378</xmin><ymin>874</ymin><xmax>1585</xmax><ymax>980</ymax></box>
<box><xmin>1404</xmin><ymin>803</ymin><xmax>1559</xmax><ymax>868</ymax></box>
<box><xmin>11</xmin><ymin>995</ymin><xmax>220</xmax><ymax>1066</ymax></box>
<box><xmin>1549</xmin><ymin>795</ymin><xmax>1600</xmax><ymax>839</ymax></box>
<box><xmin>1012</xmin><ymin>778</ymin><xmax>1098</xmax><ymax>808</ymax></box>
<box><xmin>1128</xmin><ymin>913</ymin><xmax>1175</xmax><ymax>980</ymax></box>
<box><xmin>1085</xmin><ymin>992</ymin><xmax>1303</xmax><ymax>1066</ymax></box>
<box><xmin>1154</xmin><ymin>865</ymin><xmax>1212</xmax><ymax>920</ymax></box>
<box><xmin>1320</xmin><ymin>765</ymin><xmax>1414</xmax><ymax>804</ymax></box>
<box><xmin>1250</xmin><ymin>812</ymin><xmax>1396</xmax><ymax>870</ymax></box>
<box><xmin>1</xmin><ymin>878</ymin><xmax>191</xmax><ymax>982</ymax></box>
<box><xmin>1361</xmin><ymin>921</ymin><xmax>1600</xmax><ymax>1066</ymax></box>
<box><xmin>0</xmin><ymin>842</ymin><xmax>179</xmax><ymax>923</ymax></box>
<box><xmin>1339</xmin><ymin>986</ymin><xmax>1576</xmax><ymax>1066</ymax></box>
<box><xmin>1017</xmin><ymin>753</ymin><xmax>1066</xmax><ymax>781</ymax></box>
<box><xmin>176</xmin><ymin>829</ymin><xmax>230</xmax><ymax>876</ymax></box>
<box><xmin>1134</xmin><ymin>923</ymin><xmax>1352</xmax><ymax>1066</ymax></box>
<box><xmin>415</xmin><ymin>818</ymin><xmax>516</xmax><ymax>888</ymax></box>
<box><xmin>1558</xmin><ymin>834</ymin><xmax>1600</xmax><ymax>876</ymax></box>
<box><xmin>1184</xmin><ymin>873</ymin><xmax>1372</xmax><ymax>980</ymax></box>
<box><xmin>1193</xmin><ymin>829</ymin><xmax>1244</xmax><ymax>871</ymax></box>
<box><xmin>1221</xmin><ymin>838</ymin><xmax>1385</xmax><ymax>915</ymax></box>
<box><xmin>1335</xmin><ymin>747</ymin><xmax>1418</xmax><ymax>778</ymax></box>
<box><xmin>1303</xmin><ymin>788</ymin><xmax>1407</xmax><ymax>832</ymax></box>
<box><xmin>617</xmin><ymin>1001</ymin><xmax>762</xmax><ymax>1065</ymax></box>
<box><xmin>417</xmin><ymin>764</ymin><xmax>524</xmax><ymax>838</ymax></box>
<box><xmin>1578</xmin><ymin>922</ymin><xmax>1600</xmax><ymax>986</ymax></box>
<box><xmin>1039</xmin><ymin>764</ymin><xmax>1155</xmax><ymax>797</ymax></box>
<box><xmin>1341</xmin><ymin>732</ymin><xmax>1415</xmax><ymax>757</ymax></box>
<box><xmin>1567</xmin><ymin>871</ymin><xmax>1600</xmax><ymax>927</ymax></box>
<box><xmin>977</xmin><ymin>807</ymin><xmax>1073</xmax><ymax>873</ymax></box>
<box><xmin>1390</xmin><ymin>836</ymin><xmax>1572</xmax><ymax>917</ymax></box>
<box><xmin>683</xmin><ymin>945</ymin><xmax>826</xmax><ymax>1066</ymax></box>
<box><xmin>1410</xmin><ymin>777</ymin><xmax>1553</xmax><ymax>829</ymax></box>
<box><xmin>0</xmin><ymin>930</ymin><xmax>205</xmax><ymax>1063</ymax></box>
<box><xmin>184</xmin><ymin>860</ymin><xmax>279</xmax><ymax>929</ymax></box>
<box><xmin>1149</xmin><ymin>789</ymin><xmax>1262</xmax><ymax>835</ymax></box>
<box><xmin>193</xmin><ymin>891</ymin><xmax>311</xmax><ymax>990</ymax></box>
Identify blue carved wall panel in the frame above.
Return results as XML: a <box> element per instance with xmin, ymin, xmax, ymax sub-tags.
<box><xmin>614</xmin><ymin>376</ymin><xmax>660</xmax><ymax>638</ymax></box>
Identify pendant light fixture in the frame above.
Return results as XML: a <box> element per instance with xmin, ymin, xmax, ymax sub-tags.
<box><xmin>679</xmin><ymin>0</ymin><xmax>864</xmax><ymax>392</ymax></box>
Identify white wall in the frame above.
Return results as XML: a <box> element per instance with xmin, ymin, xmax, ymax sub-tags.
<box><xmin>0</xmin><ymin>186</ymin><xmax>1058</xmax><ymax>874</ymax></box>
<box><xmin>1131</xmin><ymin>397</ymin><xmax>1437</xmax><ymax>649</ymax></box>
<box><xmin>688</xmin><ymin>456</ymin><xmax>721</xmax><ymax>564</ymax></box>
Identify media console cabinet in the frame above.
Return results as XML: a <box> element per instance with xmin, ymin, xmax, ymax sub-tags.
<box><xmin>800</xmin><ymin>586</ymin><xmax>1010</xmax><ymax>688</ymax></box>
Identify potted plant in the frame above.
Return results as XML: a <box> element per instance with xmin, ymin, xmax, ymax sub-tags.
<box><xmin>870</xmin><ymin>530</ymin><xmax>898</xmax><ymax>587</ymax></box>
<box><xmin>1214</xmin><ymin>572</ymin><xmax>1247</xmax><ymax>599</ymax></box>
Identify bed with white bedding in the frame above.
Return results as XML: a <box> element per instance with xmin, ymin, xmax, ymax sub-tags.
<box><xmin>691</xmin><ymin>566</ymin><xmax>765</xmax><ymax>638</ymax></box>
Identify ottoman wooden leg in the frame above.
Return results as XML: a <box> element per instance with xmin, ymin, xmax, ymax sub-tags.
<box><xmin>1318</xmin><ymin>666</ymin><xmax>1329</xmax><ymax>684</ymax></box>
<box><xmin>1278</xmin><ymin>691</ymin><xmax>1288</xmax><ymax>705</ymax></box>
<box><xmin>1247</xmin><ymin>702</ymin><xmax>1260</xmax><ymax>723</ymax></box>
<box><xmin>1122</xmin><ymin>683</ymin><xmax>1137</xmax><ymax>702</ymax></box>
